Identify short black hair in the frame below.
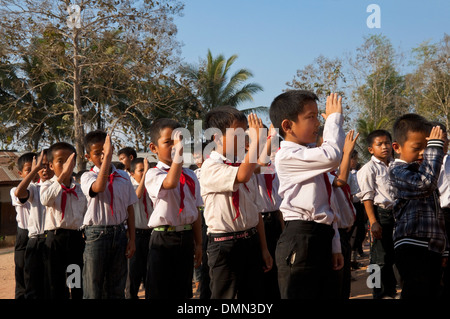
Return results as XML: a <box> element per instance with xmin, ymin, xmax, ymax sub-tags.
<box><xmin>118</xmin><ymin>147</ymin><xmax>137</xmax><ymax>159</ymax></box>
<box><xmin>149</xmin><ymin>118</ymin><xmax>182</xmax><ymax>145</ymax></box>
<box><xmin>204</xmin><ymin>105</ymin><xmax>247</xmax><ymax>134</ymax></box>
<box><xmin>84</xmin><ymin>130</ymin><xmax>107</xmax><ymax>153</ymax></box>
<box><xmin>366</xmin><ymin>129</ymin><xmax>392</xmax><ymax>146</ymax></box>
<box><xmin>17</xmin><ymin>152</ymin><xmax>37</xmax><ymax>171</ymax></box>
<box><xmin>47</xmin><ymin>142</ymin><xmax>76</xmax><ymax>163</ymax></box>
<box><xmin>392</xmin><ymin>113</ymin><xmax>431</xmax><ymax>146</ymax></box>
<box><xmin>269</xmin><ymin>90</ymin><xmax>319</xmax><ymax>138</ymax></box>
<box><xmin>130</xmin><ymin>157</ymin><xmax>144</xmax><ymax>173</ymax></box>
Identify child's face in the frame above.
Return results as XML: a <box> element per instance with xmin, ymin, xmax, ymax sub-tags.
<box><xmin>368</xmin><ymin>135</ymin><xmax>392</xmax><ymax>162</ymax></box>
<box><xmin>131</xmin><ymin>162</ymin><xmax>145</xmax><ymax>183</ymax></box>
<box><xmin>193</xmin><ymin>152</ymin><xmax>203</xmax><ymax>168</ymax></box>
<box><xmin>49</xmin><ymin>149</ymin><xmax>74</xmax><ymax>178</ymax></box>
<box><xmin>284</xmin><ymin>101</ymin><xmax>320</xmax><ymax>146</ymax></box>
<box><xmin>393</xmin><ymin>131</ymin><xmax>427</xmax><ymax>164</ymax></box>
<box><xmin>350</xmin><ymin>154</ymin><xmax>359</xmax><ymax>169</ymax></box>
<box><xmin>220</xmin><ymin>120</ymin><xmax>247</xmax><ymax>159</ymax></box>
<box><xmin>150</xmin><ymin>127</ymin><xmax>176</xmax><ymax>165</ymax></box>
<box><xmin>86</xmin><ymin>142</ymin><xmax>105</xmax><ymax>168</ymax></box>
<box><xmin>38</xmin><ymin>154</ymin><xmax>54</xmax><ymax>182</ymax></box>
<box><xmin>18</xmin><ymin>162</ymin><xmax>33</xmax><ymax>179</ymax></box>
<box><xmin>118</xmin><ymin>154</ymin><xmax>133</xmax><ymax>171</ymax></box>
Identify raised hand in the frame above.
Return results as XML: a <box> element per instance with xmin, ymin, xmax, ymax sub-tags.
<box><xmin>322</xmin><ymin>93</ymin><xmax>343</xmax><ymax>121</ymax></box>
<box><xmin>343</xmin><ymin>130</ymin><xmax>360</xmax><ymax>154</ymax></box>
<box><xmin>427</xmin><ymin>126</ymin><xmax>445</xmax><ymax>142</ymax></box>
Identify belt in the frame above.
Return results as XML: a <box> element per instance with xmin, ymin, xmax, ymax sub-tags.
<box><xmin>209</xmin><ymin>227</ymin><xmax>257</xmax><ymax>242</ymax></box>
<box><xmin>135</xmin><ymin>228</ymin><xmax>153</xmax><ymax>234</ymax></box>
<box><xmin>153</xmin><ymin>224</ymin><xmax>192</xmax><ymax>232</ymax></box>
<box><xmin>261</xmin><ymin>210</ymin><xmax>279</xmax><ymax>219</ymax></box>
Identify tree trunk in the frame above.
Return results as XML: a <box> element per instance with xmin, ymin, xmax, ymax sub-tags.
<box><xmin>73</xmin><ymin>29</ymin><xmax>86</xmax><ymax>171</ymax></box>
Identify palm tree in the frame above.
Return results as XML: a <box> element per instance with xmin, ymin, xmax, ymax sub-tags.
<box><xmin>179</xmin><ymin>49</ymin><xmax>263</xmax><ymax>112</ymax></box>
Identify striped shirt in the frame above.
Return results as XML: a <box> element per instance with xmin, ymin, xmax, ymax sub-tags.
<box><xmin>389</xmin><ymin>139</ymin><xmax>448</xmax><ymax>256</ymax></box>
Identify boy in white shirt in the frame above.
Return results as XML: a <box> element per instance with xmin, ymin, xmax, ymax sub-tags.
<box><xmin>40</xmin><ymin>142</ymin><xmax>86</xmax><ymax>299</ymax></box>
<box><xmin>23</xmin><ymin>149</ymin><xmax>53</xmax><ymax>299</ymax></box>
<box><xmin>144</xmin><ymin>118</ymin><xmax>202</xmax><ymax>299</ymax></box>
<box><xmin>269</xmin><ymin>90</ymin><xmax>345</xmax><ymax>299</ymax></box>
<box><xmin>11</xmin><ymin>152</ymin><xmax>43</xmax><ymax>299</ymax></box>
<box><xmin>80</xmin><ymin>130</ymin><xmax>137</xmax><ymax>299</ymax></box>
<box><xmin>125</xmin><ymin>157</ymin><xmax>153</xmax><ymax>299</ymax></box>
<box><xmin>200</xmin><ymin>107</ymin><xmax>272</xmax><ymax>299</ymax></box>
<box><xmin>356</xmin><ymin>129</ymin><xmax>397</xmax><ymax>299</ymax></box>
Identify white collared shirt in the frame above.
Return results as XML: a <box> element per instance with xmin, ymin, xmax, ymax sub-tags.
<box><xmin>255</xmin><ymin>167</ymin><xmax>282</xmax><ymax>213</ymax></box>
<box><xmin>200</xmin><ymin>151</ymin><xmax>262</xmax><ymax>234</ymax></box>
<box><xmin>81</xmin><ymin>165</ymin><xmax>138</xmax><ymax>226</ymax></box>
<box><xmin>438</xmin><ymin>155</ymin><xmax>450</xmax><ymax>208</ymax></box>
<box><xmin>356</xmin><ymin>155</ymin><xmax>394</xmax><ymax>209</ymax></box>
<box><xmin>145</xmin><ymin>161</ymin><xmax>202</xmax><ymax>228</ymax></box>
<box><xmin>40</xmin><ymin>175</ymin><xmax>86</xmax><ymax>231</ymax></box>
<box><xmin>10</xmin><ymin>182</ymin><xmax>43</xmax><ymax>235</ymax></box>
<box><xmin>130</xmin><ymin>177</ymin><xmax>152</xmax><ymax>229</ymax></box>
<box><xmin>329</xmin><ymin>172</ymin><xmax>356</xmax><ymax>229</ymax></box>
<box><xmin>275</xmin><ymin>113</ymin><xmax>345</xmax><ymax>225</ymax></box>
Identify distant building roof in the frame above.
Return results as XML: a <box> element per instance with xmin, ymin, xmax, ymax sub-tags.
<box><xmin>0</xmin><ymin>151</ymin><xmax>22</xmax><ymax>185</ymax></box>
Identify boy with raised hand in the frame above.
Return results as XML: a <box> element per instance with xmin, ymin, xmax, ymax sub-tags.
<box><xmin>270</xmin><ymin>91</ymin><xmax>345</xmax><ymax>299</ymax></box>
<box><xmin>144</xmin><ymin>119</ymin><xmax>202</xmax><ymax>299</ymax></box>
<box><xmin>81</xmin><ymin>131</ymin><xmax>137</xmax><ymax>299</ymax></box>
<box><xmin>11</xmin><ymin>152</ymin><xmax>43</xmax><ymax>298</ymax></box>
<box><xmin>200</xmin><ymin>107</ymin><xmax>273</xmax><ymax>299</ymax></box>
<box><xmin>390</xmin><ymin>114</ymin><xmax>448</xmax><ymax>299</ymax></box>
<box><xmin>40</xmin><ymin>142</ymin><xmax>86</xmax><ymax>299</ymax></box>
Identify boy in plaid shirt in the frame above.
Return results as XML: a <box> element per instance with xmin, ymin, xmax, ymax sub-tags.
<box><xmin>390</xmin><ymin>113</ymin><xmax>449</xmax><ymax>299</ymax></box>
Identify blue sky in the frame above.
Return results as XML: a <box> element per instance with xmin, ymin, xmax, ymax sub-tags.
<box><xmin>174</xmin><ymin>0</ymin><xmax>449</xmax><ymax>112</ymax></box>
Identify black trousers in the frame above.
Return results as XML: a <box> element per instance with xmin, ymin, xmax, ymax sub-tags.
<box><xmin>333</xmin><ymin>228</ymin><xmax>352</xmax><ymax>299</ymax></box>
<box><xmin>44</xmin><ymin>229</ymin><xmax>84</xmax><ymax>299</ymax></box>
<box><xmin>14</xmin><ymin>227</ymin><xmax>29</xmax><ymax>299</ymax></box>
<box><xmin>441</xmin><ymin>207</ymin><xmax>450</xmax><ymax>299</ymax></box>
<box><xmin>370</xmin><ymin>207</ymin><xmax>397</xmax><ymax>299</ymax></box>
<box><xmin>275</xmin><ymin>220</ymin><xmax>335</xmax><ymax>299</ymax></box>
<box><xmin>145</xmin><ymin>229</ymin><xmax>194</xmax><ymax>299</ymax></box>
<box><xmin>395</xmin><ymin>244</ymin><xmax>442</xmax><ymax>299</ymax></box>
<box><xmin>126</xmin><ymin>228</ymin><xmax>151</xmax><ymax>299</ymax></box>
<box><xmin>261</xmin><ymin>211</ymin><xmax>282</xmax><ymax>299</ymax></box>
<box><xmin>207</xmin><ymin>229</ymin><xmax>263</xmax><ymax>299</ymax></box>
<box><xmin>351</xmin><ymin>201</ymin><xmax>367</xmax><ymax>254</ymax></box>
<box><xmin>24</xmin><ymin>235</ymin><xmax>46</xmax><ymax>299</ymax></box>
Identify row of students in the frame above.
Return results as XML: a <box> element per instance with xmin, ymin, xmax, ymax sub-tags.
<box><xmin>12</xmin><ymin>89</ymin><xmax>449</xmax><ymax>300</ymax></box>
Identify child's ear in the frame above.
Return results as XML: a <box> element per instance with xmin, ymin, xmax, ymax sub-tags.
<box><xmin>85</xmin><ymin>153</ymin><xmax>91</xmax><ymax>162</ymax></box>
<box><xmin>49</xmin><ymin>162</ymin><xmax>55</xmax><ymax>171</ymax></box>
<box><xmin>149</xmin><ymin>142</ymin><xmax>157</xmax><ymax>154</ymax></box>
<box><xmin>392</xmin><ymin>142</ymin><xmax>401</xmax><ymax>154</ymax></box>
<box><xmin>367</xmin><ymin>146</ymin><xmax>374</xmax><ymax>155</ymax></box>
<box><xmin>281</xmin><ymin>119</ymin><xmax>292</xmax><ymax>136</ymax></box>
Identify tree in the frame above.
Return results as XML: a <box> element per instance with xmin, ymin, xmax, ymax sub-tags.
<box><xmin>179</xmin><ymin>49</ymin><xmax>263</xmax><ymax>113</ymax></box>
<box><xmin>348</xmin><ymin>35</ymin><xmax>409</xmax><ymax>131</ymax></box>
<box><xmin>0</xmin><ymin>0</ymin><xmax>184</xmax><ymax>170</ymax></box>
<box><xmin>406</xmin><ymin>34</ymin><xmax>450</xmax><ymax>129</ymax></box>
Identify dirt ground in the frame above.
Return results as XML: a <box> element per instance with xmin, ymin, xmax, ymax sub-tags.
<box><xmin>0</xmin><ymin>240</ymin><xmax>377</xmax><ymax>300</ymax></box>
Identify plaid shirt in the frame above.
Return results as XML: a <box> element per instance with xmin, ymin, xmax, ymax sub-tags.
<box><xmin>389</xmin><ymin>139</ymin><xmax>448</xmax><ymax>255</ymax></box>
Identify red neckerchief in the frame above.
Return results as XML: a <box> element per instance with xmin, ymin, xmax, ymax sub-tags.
<box><xmin>90</xmin><ymin>167</ymin><xmax>126</xmax><ymax>216</ymax></box>
<box><xmin>161</xmin><ymin>167</ymin><xmax>196</xmax><ymax>215</ymax></box>
<box><xmin>143</xmin><ymin>188</ymin><xmax>150</xmax><ymax>219</ymax></box>
<box><xmin>263</xmin><ymin>173</ymin><xmax>276</xmax><ymax>204</ymax></box>
<box><xmin>61</xmin><ymin>184</ymin><xmax>78</xmax><ymax>221</ymax></box>
<box><xmin>223</xmin><ymin>161</ymin><xmax>249</xmax><ymax>221</ymax></box>
<box><xmin>330</xmin><ymin>171</ymin><xmax>356</xmax><ymax>220</ymax></box>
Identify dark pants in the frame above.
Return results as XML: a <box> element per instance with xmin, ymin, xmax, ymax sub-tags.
<box><xmin>207</xmin><ymin>228</ymin><xmax>263</xmax><ymax>299</ymax></box>
<box><xmin>370</xmin><ymin>207</ymin><xmax>397</xmax><ymax>299</ymax></box>
<box><xmin>14</xmin><ymin>227</ymin><xmax>28</xmax><ymax>299</ymax></box>
<box><xmin>83</xmin><ymin>224</ymin><xmax>128</xmax><ymax>299</ymax></box>
<box><xmin>395</xmin><ymin>244</ymin><xmax>442</xmax><ymax>299</ymax></box>
<box><xmin>197</xmin><ymin>212</ymin><xmax>211</xmax><ymax>299</ymax></box>
<box><xmin>261</xmin><ymin>211</ymin><xmax>282</xmax><ymax>299</ymax></box>
<box><xmin>441</xmin><ymin>207</ymin><xmax>450</xmax><ymax>299</ymax></box>
<box><xmin>275</xmin><ymin>220</ymin><xmax>335</xmax><ymax>299</ymax></box>
<box><xmin>146</xmin><ymin>229</ymin><xmax>194</xmax><ymax>299</ymax></box>
<box><xmin>333</xmin><ymin>228</ymin><xmax>352</xmax><ymax>299</ymax></box>
<box><xmin>24</xmin><ymin>235</ymin><xmax>46</xmax><ymax>299</ymax></box>
<box><xmin>351</xmin><ymin>201</ymin><xmax>367</xmax><ymax>254</ymax></box>
<box><xmin>126</xmin><ymin>228</ymin><xmax>151</xmax><ymax>299</ymax></box>
<box><xmin>45</xmin><ymin>229</ymin><xmax>84</xmax><ymax>299</ymax></box>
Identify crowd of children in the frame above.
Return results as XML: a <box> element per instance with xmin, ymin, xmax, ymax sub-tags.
<box><xmin>10</xmin><ymin>90</ymin><xmax>449</xmax><ymax>300</ymax></box>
